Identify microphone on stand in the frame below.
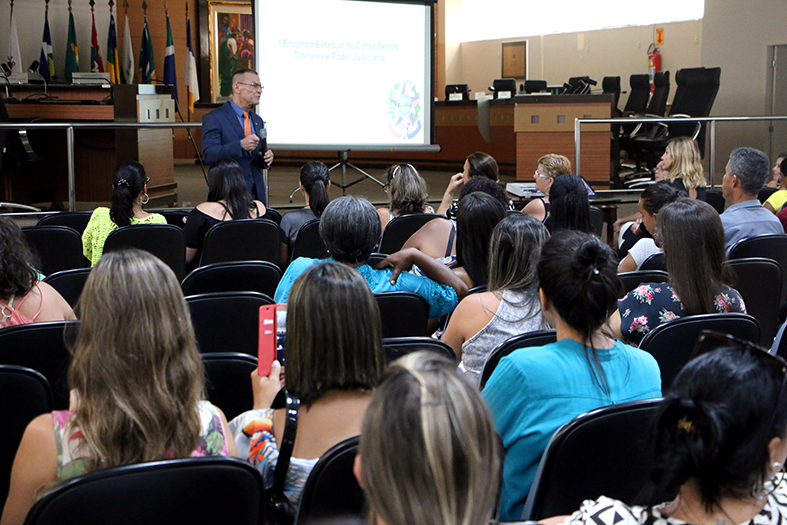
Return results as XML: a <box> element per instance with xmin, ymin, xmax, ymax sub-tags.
<box><xmin>258</xmin><ymin>125</ymin><xmax>269</xmax><ymax>170</ymax></box>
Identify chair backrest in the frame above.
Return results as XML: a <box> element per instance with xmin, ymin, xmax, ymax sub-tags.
<box><xmin>479</xmin><ymin>330</ymin><xmax>558</xmax><ymax>390</ymax></box>
<box><xmin>544</xmin><ymin>208</ymin><xmax>603</xmax><ymax>238</ymax></box>
<box><xmin>366</xmin><ymin>253</ymin><xmax>387</xmax><ymax>268</ymax></box>
<box><xmin>148</xmin><ymin>208</ymin><xmax>191</xmax><ymax>229</ymax></box>
<box><xmin>186</xmin><ymin>291</ymin><xmax>273</xmax><ymax>357</ymax></box>
<box><xmin>37</xmin><ymin>211</ymin><xmax>93</xmax><ymax>235</ymax></box>
<box><xmin>602</xmin><ymin>76</ymin><xmax>621</xmax><ymax>110</ymax></box>
<box><xmin>638</xmin><ymin>313</ymin><xmax>760</xmax><ymax>391</ymax></box>
<box><xmin>43</xmin><ymin>268</ymin><xmax>92</xmax><ymax>308</ymax></box>
<box><xmin>522</xmin><ymin>398</ymin><xmax>662</xmax><ymax>521</ymax></box>
<box><xmin>0</xmin><ymin>320</ymin><xmax>79</xmax><ymax>410</ymax></box>
<box><xmin>181</xmin><ymin>261</ymin><xmax>282</xmax><ymax>299</ymax></box>
<box><xmin>262</xmin><ymin>207</ymin><xmax>283</xmax><ymax>225</ymax></box>
<box><xmin>202</xmin><ymin>353</ymin><xmax>257</xmax><ymax>421</ymax></box>
<box><xmin>374</xmin><ymin>292</ymin><xmax>429</xmax><ymax>338</ymax></box>
<box><xmin>24</xmin><ymin>457</ymin><xmax>264</xmax><ymax>525</ymax></box>
<box><xmin>618</xmin><ymin>270</ymin><xmax>670</xmax><ymax>298</ymax></box>
<box><xmin>378</xmin><ymin>214</ymin><xmax>442</xmax><ymax>254</ymax></box>
<box><xmin>759</xmin><ymin>187</ymin><xmax>779</xmax><ymax>204</ymax></box>
<box><xmin>524</xmin><ymin>80</ymin><xmax>548</xmax><ymax>94</ymax></box>
<box><xmin>703</xmin><ymin>190</ymin><xmax>725</xmax><ymax>213</ymax></box>
<box><xmin>0</xmin><ymin>365</ymin><xmax>52</xmax><ymax>506</ymax></box>
<box><xmin>295</xmin><ymin>437</ymin><xmax>364</xmax><ymax>525</ymax></box>
<box><xmin>623</xmin><ymin>74</ymin><xmax>651</xmax><ymax>114</ymax></box>
<box><xmin>200</xmin><ymin>219</ymin><xmax>281</xmax><ymax>267</ymax></box>
<box><xmin>725</xmin><ymin>258</ymin><xmax>782</xmax><ymax>346</ymax></box>
<box><xmin>103</xmin><ymin>223</ymin><xmax>186</xmax><ymax>281</ymax></box>
<box><xmin>728</xmin><ymin>234</ymin><xmax>787</xmax><ymax>307</ymax></box>
<box><xmin>647</xmin><ymin>71</ymin><xmax>670</xmax><ymax>116</ymax></box>
<box><xmin>639</xmin><ymin>252</ymin><xmax>666</xmax><ymax>271</ymax></box>
<box><xmin>22</xmin><ymin>226</ymin><xmax>85</xmax><ymax>276</ymax></box>
<box><xmin>290</xmin><ymin>219</ymin><xmax>329</xmax><ymax>261</ymax></box>
<box><xmin>668</xmin><ymin>67</ymin><xmax>721</xmax><ymax>155</ymax></box>
<box><xmin>383</xmin><ymin>337</ymin><xmax>457</xmax><ymax>363</ymax></box>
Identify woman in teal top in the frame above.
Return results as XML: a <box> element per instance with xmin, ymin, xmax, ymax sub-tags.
<box><xmin>482</xmin><ymin>230</ymin><xmax>661</xmax><ymax>521</ymax></box>
<box><xmin>82</xmin><ymin>161</ymin><xmax>166</xmax><ymax>266</ymax></box>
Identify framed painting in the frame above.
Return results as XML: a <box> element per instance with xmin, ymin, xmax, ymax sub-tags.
<box><xmin>502</xmin><ymin>41</ymin><xmax>527</xmax><ymax>79</ymax></box>
<box><xmin>209</xmin><ymin>1</ymin><xmax>255</xmax><ymax>103</ymax></box>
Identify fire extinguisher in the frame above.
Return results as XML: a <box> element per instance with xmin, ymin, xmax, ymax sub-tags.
<box><xmin>648</xmin><ymin>44</ymin><xmax>661</xmax><ymax>92</ymax></box>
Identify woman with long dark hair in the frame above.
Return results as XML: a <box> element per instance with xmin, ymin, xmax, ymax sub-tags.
<box><xmin>454</xmin><ymin>191</ymin><xmax>506</xmax><ymax>288</ymax></box>
<box><xmin>548</xmin><ymin>174</ymin><xmax>593</xmax><ymax>233</ymax></box>
<box><xmin>82</xmin><ymin>161</ymin><xmax>166</xmax><ymax>266</ymax></box>
<box><xmin>280</xmin><ymin>161</ymin><xmax>331</xmax><ymax>255</ymax></box>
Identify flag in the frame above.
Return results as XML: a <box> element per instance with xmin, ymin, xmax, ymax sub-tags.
<box><xmin>184</xmin><ymin>16</ymin><xmax>200</xmax><ymax>113</ymax></box>
<box><xmin>122</xmin><ymin>14</ymin><xmax>134</xmax><ymax>84</ymax></box>
<box><xmin>163</xmin><ymin>14</ymin><xmax>178</xmax><ymax>109</ymax></box>
<box><xmin>106</xmin><ymin>14</ymin><xmax>119</xmax><ymax>84</ymax></box>
<box><xmin>65</xmin><ymin>11</ymin><xmax>79</xmax><ymax>80</ymax></box>
<box><xmin>90</xmin><ymin>11</ymin><xmax>104</xmax><ymax>72</ymax></box>
<box><xmin>139</xmin><ymin>16</ymin><xmax>155</xmax><ymax>83</ymax></box>
<box><xmin>39</xmin><ymin>9</ymin><xmax>54</xmax><ymax>83</ymax></box>
<box><xmin>6</xmin><ymin>6</ymin><xmax>23</xmax><ymax>74</ymax></box>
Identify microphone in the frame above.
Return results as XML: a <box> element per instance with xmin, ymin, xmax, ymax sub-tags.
<box><xmin>258</xmin><ymin>125</ymin><xmax>269</xmax><ymax>169</ymax></box>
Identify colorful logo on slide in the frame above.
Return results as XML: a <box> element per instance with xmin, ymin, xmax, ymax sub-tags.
<box><xmin>387</xmin><ymin>80</ymin><xmax>422</xmax><ymax>140</ymax></box>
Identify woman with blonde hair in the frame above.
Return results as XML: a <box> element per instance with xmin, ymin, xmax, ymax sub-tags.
<box><xmin>1</xmin><ymin>249</ymin><xmax>235</xmax><ymax>525</ymax></box>
<box><xmin>378</xmin><ymin>163</ymin><xmax>434</xmax><ymax>231</ymax></box>
<box><xmin>354</xmin><ymin>351</ymin><xmax>501</xmax><ymax>525</ymax></box>
<box><xmin>523</xmin><ymin>153</ymin><xmax>573</xmax><ymax>222</ymax></box>
<box><xmin>661</xmin><ymin>136</ymin><xmax>707</xmax><ymax>200</ymax></box>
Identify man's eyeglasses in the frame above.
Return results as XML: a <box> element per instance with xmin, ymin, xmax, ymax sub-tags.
<box><xmin>236</xmin><ymin>82</ymin><xmax>264</xmax><ymax>91</ymax></box>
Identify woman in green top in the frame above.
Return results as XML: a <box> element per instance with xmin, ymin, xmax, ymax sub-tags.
<box><xmin>82</xmin><ymin>161</ymin><xmax>166</xmax><ymax>266</ymax></box>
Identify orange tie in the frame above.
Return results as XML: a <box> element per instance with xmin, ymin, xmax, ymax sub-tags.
<box><xmin>243</xmin><ymin>111</ymin><xmax>252</xmax><ymax>137</ymax></box>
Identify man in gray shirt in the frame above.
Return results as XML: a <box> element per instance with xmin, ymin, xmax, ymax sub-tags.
<box><xmin>720</xmin><ymin>147</ymin><xmax>783</xmax><ymax>249</ymax></box>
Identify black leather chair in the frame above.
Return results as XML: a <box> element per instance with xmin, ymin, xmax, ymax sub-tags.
<box><xmin>524</xmin><ymin>80</ymin><xmax>548</xmax><ymax>94</ymax></box>
<box><xmin>295</xmin><ymin>437</ymin><xmax>364</xmax><ymax>525</ymax></box>
<box><xmin>726</xmin><ymin>258</ymin><xmax>782</xmax><ymax>346</ymax></box>
<box><xmin>647</xmin><ymin>71</ymin><xmax>671</xmax><ymax>117</ymax></box>
<box><xmin>181</xmin><ymin>261</ymin><xmax>282</xmax><ymax>299</ymax></box>
<box><xmin>704</xmin><ymin>190</ymin><xmax>725</xmax><ymax>213</ymax></box>
<box><xmin>43</xmin><ymin>268</ymin><xmax>92</xmax><ymax>308</ymax></box>
<box><xmin>22</xmin><ymin>226</ymin><xmax>85</xmax><ymax>276</ymax></box>
<box><xmin>262</xmin><ymin>207</ymin><xmax>282</xmax><ymax>225</ymax></box>
<box><xmin>367</xmin><ymin>253</ymin><xmax>387</xmax><ymax>268</ymax></box>
<box><xmin>24</xmin><ymin>457</ymin><xmax>265</xmax><ymax>525</ymax></box>
<box><xmin>383</xmin><ymin>337</ymin><xmax>457</xmax><ymax>363</ymax></box>
<box><xmin>492</xmin><ymin>78</ymin><xmax>517</xmax><ymax>98</ymax></box>
<box><xmin>0</xmin><ymin>320</ymin><xmax>79</xmax><ymax>409</ymax></box>
<box><xmin>638</xmin><ymin>313</ymin><xmax>759</xmax><ymax>391</ymax></box>
<box><xmin>618</xmin><ymin>270</ymin><xmax>669</xmax><ymax>297</ymax></box>
<box><xmin>479</xmin><ymin>330</ymin><xmax>557</xmax><ymax>390</ymax></box>
<box><xmin>149</xmin><ymin>208</ymin><xmax>190</xmax><ymax>229</ymax></box>
<box><xmin>186</xmin><ymin>291</ymin><xmax>273</xmax><ymax>357</ymax></box>
<box><xmin>602</xmin><ymin>76</ymin><xmax>621</xmax><ymax>112</ymax></box>
<box><xmin>522</xmin><ymin>398</ymin><xmax>662</xmax><ymax>521</ymax></box>
<box><xmin>200</xmin><ymin>218</ymin><xmax>281</xmax><ymax>267</ymax></box>
<box><xmin>103</xmin><ymin>224</ymin><xmax>186</xmax><ymax>281</ymax></box>
<box><xmin>0</xmin><ymin>365</ymin><xmax>52</xmax><ymax>507</ymax></box>
<box><xmin>37</xmin><ymin>211</ymin><xmax>93</xmax><ymax>235</ymax></box>
<box><xmin>290</xmin><ymin>219</ymin><xmax>329</xmax><ymax>262</ymax></box>
<box><xmin>378</xmin><ymin>214</ymin><xmax>443</xmax><ymax>254</ymax></box>
<box><xmin>759</xmin><ymin>187</ymin><xmax>780</xmax><ymax>205</ymax></box>
<box><xmin>203</xmin><ymin>353</ymin><xmax>257</xmax><ymax>421</ymax></box>
<box><xmin>375</xmin><ymin>292</ymin><xmax>430</xmax><ymax>338</ymax></box>
<box><xmin>639</xmin><ymin>252</ymin><xmax>666</xmax><ymax>271</ymax></box>
<box><xmin>728</xmin><ymin>234</ymin><xmax>787</xmax><ymax>307</ymax></box>
<box><xmin>623</xmin><ymin>74</ymin><xmax>651</xmax><ymax>114</ymax></box>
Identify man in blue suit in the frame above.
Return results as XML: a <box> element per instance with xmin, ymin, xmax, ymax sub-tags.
<box><xmin>202</xmin><ymin>68</ymin><xmax>274</xmax><ymax>204</ymax></box>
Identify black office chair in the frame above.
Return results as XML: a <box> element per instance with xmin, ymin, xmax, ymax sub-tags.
<box><xmin>148</xmin><ymin>208</ymin><xmax>191</xmax><ymax>229</ymax></box>
<box><xmin>37</xmin><ymin>211</ymin><xmax>93</xmax><ymax>235</ymax></box>
<box><xmin>618</xmin><ymin>270</ymin><xmax>669</xmax><ymax>298</ymax></box>
<box><xmin>445</xmin><ymin>84</ymin><xmax>470</xmax><ymax>101</ymax></box>
<box><xmin>0</xmin><ymin>320</ymin><xmax>79</xmax><ymax>410</ymax></box>
<box><xmin>522</xmin><ymin>398</ymin><xmax>662</xmax><ymax>521</ymax></box>
<box><xmin>43</xmin><ymin>268</ymin><xmax>92</xmax><ymax>308</ymax></box>
<box><xmin>759</xmin><ymin>187</ymin><xmax>779</xmax><ymax>205</ymax></box>
<box><xmin>479</xmin><ymin>330</ymin><xmax>557</xmax><ymax>390</ymax></box>
<box><xmin>544</xmin><ymin>207</ymin><xmax>604</xmax><ymax>238</ymax></box>
<box><xmin>383</xmin><ymin>337</ymin><xmax>457</xmax><ymax>363</ymax></box>
<box><xmin>492</xmin><ymin>78</ymin><xmax>517</xmax><ymax>98</ymax></box>
<box><xmin>620</xmin><ymin>72</ymin><xmax>672</xmax><ymax>165</ymax></box>
<box><xmin>524</xmin><ymin>80</ymin><xmax>548</xmax><ymax>94</ymax></box>
<box><xmin>639</xmin><ymin>252</ymin><xmax>666</xmax><ymax>271</ymax></box>
<box><xmin>601</xmin><ymin>76</ymin><xmax>621</xmax><ymax>113</ymax></box>
<box><xmin>647</xmin><ymin>71</ymin><xmax>671</xmax><ymax>117</ymax></box>
<box><xmin>186</xmin><ymin>291</ymin><xmax>273</xmax><ymax>357</ymax></box>
<box><xmin>727</xmin><ymin>234</ymin><xmax>787</xmax><ymax>307</ymax></box>
<box><xmin>22</xmin><ymin>225</ymin><xmax>85</xmax><ymax>276</ymax></box>
<box><xmin>726</xmin><ymin>258</ymin><xmax>782</xmax><ymax>346</ymax></box>
<box><xmin>375</xmin><ymin>292</ymin><xmax>430</xmax><ymax>338</ymax></box>
<box><xmin>103</xmin><ymin>223</ymin><xmax>186</xmax><ymax>281</ymax></box>
<box><xmin>622</xmin><ymin>74</ymin><xmax>651</xmax><ymax>114</ymax></box>
<box><xmin>704</xmin><ymin>190</ymin><xmax>725</xmax><ymax>213</ymax></box>
<box><xmin>181</xmin><ymin>260</ymin><xmax>282</xmax><ymax>299</ymax></box>
<box><xmin>366</xmin><ymin>253</ymin><xmax>387</xmax><ymax>268</ymax></box>
<box><xmin>378</xmin><ymin>214</ymin><xmax>443</xmax><ymax>254</ymax></box>
<box><xmin>203</xmin><ymin>353</ymin><xmax>257</xmax><ymax>421</ymax></box>
<box><xmin>262</xmin><ymin>207</ymin><xmax>282</xmax><ymax>225</ymax></box>
<box><xmin>24</xmin><ymin>457</ymin><xmax>265</xmax><ymax>525</ymax></box>
<box><xmin>200</xmin><ymin>219</ymin><xmax>281</xmax><ymax>267</ymax></box>
<box><xmin>638</xmin><ymin>313</ymin><xmax>759</xmax><ymax>391</ymax></box>
<box><xmin>295</xmin><ymin>437</ymin><xmax>364</xmax><ymax>525</ymax></box>
<box><xmin>0</xmin><ymin>365</ymin><xmax>52</xmax><ymax>507</ymax></box>
<box><xmin>290</xmin><ymin>219</ymin><xmax>329</xmax><ymax>261</ymax></box>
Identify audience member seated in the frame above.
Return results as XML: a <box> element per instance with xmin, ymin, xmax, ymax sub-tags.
<box><xmin>720</xmin><ymin>147</ymin><xmax>783</xmax><ymax>249</ymax></box>
<box><xmin>279</xmin><ymin>161</ymin><xmax>330</xmax><ymax>261</ymax></box>
<box><xmin>482</xmin><ymin>230</ymin><xmax>661</xmax><ymax>521</ymax></box>
<box><xmin>453</xmin><ymin>192</ymin><xmax>506</xmax><ymax>288</ymax></box>
<box><xmin>766</xmin><ymin>150</ymin><xmax>787</xmax><ymax>188</ymax></box>
<box><xmin>82</xmin><ymin>161</ymin><xmax>167</xmax><ymax>266</ymax></box>
<box><xmin>661</xmin><ymin>136</ymin><xmax>707</xmax><ymax>200</ymax></box>
<box><xmin>0</xmin><ymin>249</ymin><xmax>236</xmax><ymax>525</ymax></box>
<box><xmin>377</xmin><ymin>163</ymin><xmax>434</xmax><ymax>231</ymax></box>
<box><xmin>355</xmin><ymin>352</ymin><xmax>501</xmax><ymax>525</ymax></box>
<box><xmin>542</xmin><ymin>344</ymin><xmax>787</xmax><ymax>525</ymax></box>
<box><xmin>611</xmin><ymin>199</ymin><xmax>746</xmax><ymax>347</ymax></box>
<box><xmin>765</xmin><ymin>155</ymin><xmax>787</xmax><ymax>213</ymax></box>
<box><xmin>618</xmin><ymin>184</ymin><xmax>685</xmax><ymax>273</ymax></box>
<box><xmin>522</xmin><ymin>154</ymin><xmax>573</xmax><ymax>222</ymax></box>
<box><xmin>443</xmin><ymin>214</ymin><xmax>549</xmax><ymax>385</ymax></box>
<box><xmin>232</xmin><ymin>262</ymin><xmax>384</xmax><ymax>515</ymax></box>
<box><xmin>437</xmin><ymin>152</ymin><xmax>499</xmax><ymax>217</ymax></box>
<box><xmin>549</xmin><ymin>174</ymin><xmax>593</xmax><ymax>233</ymax></box>
<box><xmin>274</xmin><ymin>196</ymin><xmax>467</xmax><ymax>319</ymax></box>
<box><xmin>0</xmin><ymin>217</ymin><xmax>75</xmax><ymax>327</ymax></box>
<box><xmin>183</xmin><ymin>158</ymin><xmax>266</xmax><ymax>266</ymax></box>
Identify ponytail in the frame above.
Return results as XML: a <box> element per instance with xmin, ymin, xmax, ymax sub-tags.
<box><xmin>110</xmin><ymin>161</ymin><xmax>147</xmax><ymax>227</ymax></box>
<box><xmin>300</xmin><ymin>162</ymin><xmax>330</xmax><ymax>217</ymax></box>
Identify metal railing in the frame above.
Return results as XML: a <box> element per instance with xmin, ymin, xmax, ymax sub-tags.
<box><xmin>574</xmin><ymin>115</ymin><xmax>787</xmax><ymax>187</ymax></box>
